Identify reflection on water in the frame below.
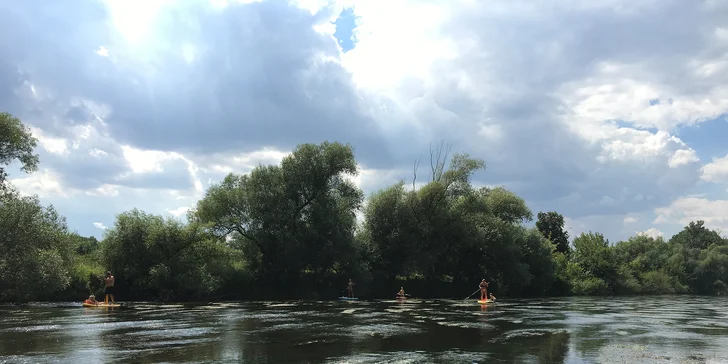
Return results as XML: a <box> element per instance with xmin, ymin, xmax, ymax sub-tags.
<box><xmin>1</xmin><ymin>296</ymin><xmax>727</xmax><ymax>363</ymax></box>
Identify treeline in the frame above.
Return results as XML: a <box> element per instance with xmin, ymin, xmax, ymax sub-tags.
<box><xmin>1</xmin><ymin>113</ymin><xmax>728</xmax><ymax>302</ymax></box>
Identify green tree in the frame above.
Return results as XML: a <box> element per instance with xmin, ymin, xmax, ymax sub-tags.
<box><xmin>192</xmin><ymin>142</ymin><xmax>364</xmax><ymax>297</ymax></box>
<box><xmin>668</xmin><ymin>221</ymin><xmax>728</xmax><ymax>294</ymax></box>
<box><xmin>102</xmin><ymin>209</ymin><xmax>236</xmax><ymax>300</ymax></box>
<box><xmin>611</xmin><ymin>235</ymin><xmax>682</xmax><ymax>294</ymax></box>
<box><xmin>0</xmin><ymin>112</ymin><xmax>39</xmax><ymax>189</ymax></box>
<box><xmin>0</xmin><ymin>188</ymin><xmax>73</xmax><ymax>301</ymax></box>
<box><xmin>536</xmin><ymin>211</ymin><xmax>570</xmax><ymax>254</ymax></box>
<box><xmin>570</xmin><ymin>232</ymin><xmax>616</xmax><ymax>295</ymax></box>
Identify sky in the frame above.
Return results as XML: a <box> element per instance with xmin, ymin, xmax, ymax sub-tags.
<box><xmin>2</xmin><ymin>0</ymin><xmax>728</xmax><ymax>242</ymax></box>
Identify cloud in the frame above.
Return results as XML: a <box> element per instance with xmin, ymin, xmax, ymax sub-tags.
<box><xmin>654</xmin><ymin>197</ymin><xmax>728</xmax><ymax>233</ymax></box>
<box><xmin>343</xmin><ymin>0</ymin><xmax>720</xmax><ymax>217</ymax></box>
<box><xmin>1</xmin><ymin>0</ymin><xmax>391</xmax><ymax>164</ymax></box>
<box><xmin>93</xmin><ymin>222</ymin><xmax>108</xmax><ymax>230</ymax></box>
<box><xmin>637</xmin><ymin>228</ymin><xmax>664</xmax><ymax>239</ymax></box>
<box><xmin>2</xmin><ymin>0</ymin><xmax>728</xmax><ymax>242</ymax></box>
<box><xmin>166</xmin><ymin>206</ymin><xmax>190</xmax><ymax>218</ymax></box>
<box><xmin>623</xmin><ymin>217</ymin><xmax>638</xmax><ymax>224</ymax></box>
<box><xmin>11</xmin><ymin>169</ymin><xmax>75</xmax><ymax>199</ymax></box>
<box><xmin>701</xmin><ymin>154</ymin><xmax>728</xmax><ymax>183</ymax></box>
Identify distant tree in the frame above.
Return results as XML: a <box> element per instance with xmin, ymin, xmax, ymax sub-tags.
<box><xmin>667</xmin><ymin>220</ymin><xmax>728</xmax><ymax>295</ymax></box>
<box><xmin>0</xmin><ymin>112</ymin><xmax>39</xmax><ymax>190</ymax></box>
<box><xmin>536</xmin><ymin>211</ymin><xmax>570</xmax><ymax>254</ymax></box>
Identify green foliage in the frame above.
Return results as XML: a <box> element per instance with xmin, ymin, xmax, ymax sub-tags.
<box><xmin>102</xmin><ymin>209</ymin><xmax>235</xmax><ymax>300</ymax></box>
<box><xmin>3</xmin><ymin>133</ymin><xmax>728</xmax><ymax>302</ymax></box>
<box><xmin>192</xmin><ymin>142</ymin><xmax>364</xmax><ymax>297</ymax></box>
<box><xmin>0</xmin><ymin>112</ymin><xmax>39</xmax><ymax>189</ymax></box>
<box><xmin>0</xmin><ymin>188</ymin><xmax>73</xmax><ymax>301</ymax></box>
<box><xmin>536</xmin><ymin>211</ymin><xmax>570</xmax><ymax>254</ymax></box>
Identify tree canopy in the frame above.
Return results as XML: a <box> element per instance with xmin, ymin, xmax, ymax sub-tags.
<box><xmin>2</xmin><ymin>113</ymin><xmax>727</xmax><ymax>302</ymax></box>
<box><xmin>0</xmin><ymin>112</ymin><xmax>39</xmax><ymax>189</ymax></box>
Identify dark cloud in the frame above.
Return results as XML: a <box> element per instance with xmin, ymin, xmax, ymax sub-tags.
<box><xmin>0</xmin><ymin>0</ymin><xmax>392</xmax><ymax>165</ymax></box>
<box><xmin>343</xmin><ymin>0</ymin><xmax>722</xmax><ymax>221</ymax></box>
<box><xmin>2</xmin><ymin>0</ymin><xmax>727</xmax><ymax>242</ymax></box>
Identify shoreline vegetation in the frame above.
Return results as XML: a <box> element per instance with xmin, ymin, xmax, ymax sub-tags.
<box><xmin>2</xmin><ymin>112</ymin><xmax>728</xmax><ymax>303</ymax></box>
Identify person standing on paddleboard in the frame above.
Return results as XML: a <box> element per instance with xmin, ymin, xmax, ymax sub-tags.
<box><xmin>347</xmin><ymin>279</ymin><xmax>355</xmax><ymax>298</ymax></box>
<box><xmin>396</xmin><ymin>287</ymin><xmax>405</xmax><ymax>298</ymax></box>
<box><xmin>479</xmin><ymin>279</ymin><xmax>489</xmax><ymax>301</ymax></box>
<box><xmin>103</xmin><ymin>271</ymin><xmax>116</xmax><ymax>305</ymax></box>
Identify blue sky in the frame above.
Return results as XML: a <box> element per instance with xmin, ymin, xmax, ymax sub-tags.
<box><xmin>3</xmin><ymin>0</ymin><xmax>728</xmax><ymax>242</ymax></box>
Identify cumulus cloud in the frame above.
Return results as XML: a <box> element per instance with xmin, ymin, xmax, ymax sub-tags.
<box><xmin>623</xmin><ymin>217</ymin><xmax>638</xmax><ymax>225</ymax></box>
<box><xmin>166</xmin><ymin>206</ymin><xmax>190</xmax><ymax>218</ymax></box>
<box><xmin>701</xmin><ymin>154</ymin><xmax>728</xmax><ymax>183</ymax></box>
<box><xmin>637</xmin><ymin>228</ymin><xmax>664</xmax><ymax>239</ymax></box>
<box><xmin>2</xmin><ymin>0</ymin><xmax>728</xmax><ymax>241</ymax></box>
<box><xmin>654</xmin><ymin>197</ymin><xmax>728</xmax><ymax>233</ymax></box>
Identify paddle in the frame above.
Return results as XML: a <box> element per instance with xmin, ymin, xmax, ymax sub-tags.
<box><xmin>464</xmin><ymin>288</ymin><xmax>480</xmax><ymax>300</ymax></box>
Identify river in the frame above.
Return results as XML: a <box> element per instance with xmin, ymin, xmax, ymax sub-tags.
<box><xmin>1</xmin><ymin>296</ymin><xmax>727</xmax><ymax>363</ymax></box>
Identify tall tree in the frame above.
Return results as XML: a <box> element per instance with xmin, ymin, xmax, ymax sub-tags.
<box><xmin>536</xmin><ymin>211</ymin><xmax>570</xmax><ymax>253</ymax></box>
<box><xmin>0</xmin><ymin>189</ymin><xmax>73</xmax><ymax>301</ymax></box>
<box><xmin>192</xmin><ymin>141</ymin><xmax>364</xmax><ymax>292</ymax></box>
<box><xmin>0</xmin><ymin>112</ymin><xmax>39</xmax><ymax>189</ymax></box>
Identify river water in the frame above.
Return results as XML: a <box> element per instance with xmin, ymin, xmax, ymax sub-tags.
<box><xmin>1</xmin><ymin>296</ymin><xmax>727</xmax><ymax>363</ymax></box>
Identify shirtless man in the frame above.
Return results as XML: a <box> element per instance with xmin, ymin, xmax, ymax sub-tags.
<box><xmin>479</xmin><ymin>279</ymin><xmax>489</xmax><ymax>301</ymax></box>
<box><xmin>103</xmin><ymin>271</ymin><xmax>115</xmax><ymax>304</ymax></box>
<box><xmin>396</xmin><ymin>287</ymin><xmax>406</xmax><ymax>298</ymax></box>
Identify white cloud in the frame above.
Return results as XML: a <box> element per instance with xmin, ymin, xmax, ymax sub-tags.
<box><xmin>166</xmin><ymin>206</ymin><xmax>190</xmax><ymax>218</ymax></box>
<box><xmin>85</xmin><ymin>184</ymin><xmax>120</xmax><ymax>197</ymax></box>
<box><xmin>654</xmin><ymin>197</ymin><xmax>728</xmax><ymax>232</ymax></box>
<box><xmin>623</xmin><ymin>216</ymin><xmax>638</xmax><ymax>224</ymax></box>
<box><xmin>701</xmin><ymin>154</ymin><xmax>728</xmax><ymax>183</ymax></box>
<box><xmin>3</xmin><ymin>0</ymin><xmax>728</xmax><ymax>243</ymax></box>
<box><xmin>637</xmin><ymin>227</ymin><xmax>664</xmax><ymax>239</ymax></box>
<box><xmin>93</xmin><ymin>222</ymin><xmax>108</xmax><ymax>230</ymax></box>
<box><xmin>95</xmin><ymin>46</ymin><xmax>109</xmax><ymax>57</ymax></box>
<box><xmin>10</xmin><ymin>169</ymin><xmax>74</xmax><ymax>198</ymax></box>
<box><xmin>120</xmin><ymin>145</ymin><xmax>180</xmax><ymax>174</ymax></box>
<box><xmin>669</xmin><ymin>149</ymin><xmax>699</xmax><ymax>168</ymax></box>
<box><xmin>29</xmin><ymin>127</ymin><xmax>69</xmax><ymax>156</ymax></box>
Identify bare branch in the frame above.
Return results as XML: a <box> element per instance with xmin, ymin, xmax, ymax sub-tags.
<box><xmin>429</xmin><ymin>141</ymin><xmax>452</xmax><ymax>182</ymax></box>
<box><xmin>412</xmin><ymin>157</ymin><xmax>421</xmax><ymax>191</ymax></box>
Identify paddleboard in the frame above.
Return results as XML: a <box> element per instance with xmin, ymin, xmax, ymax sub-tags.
<box><xmin>83</xmin><ymin>303</ymin><xmax>121</xmax><ymax>308</ymax></box>
<box><xmin>477</xmin><ymin>299</ymin><xmax>493</xmax><ymax>304</ymax></box>
<box><xmin>338</xmin><ymin>297</ymin><xmax>358</xmax><ymax>301</ymax></box>
<box><xmin>396</xmin><ymin>296</ymin><xmax>407</xmax><ymax>300</ymax></box>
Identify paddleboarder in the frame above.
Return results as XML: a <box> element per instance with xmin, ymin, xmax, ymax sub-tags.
<box><xmin>347</xmin><ymin>279</ymin><xmax>355</xmax><ymax>298</ymax></box>
<box><xmin>479</xmin><ymin>279</ymin><xmax>489</xmax><ymax>301</ymax></box>
<box><xmin>396</xmin><ymin>287</ymin><xmax>406</xmax><ymax>298</ymax></box>
<box><xmin>103</xmin><ymin>271</ymin><xmax>116</xmax><ymax>305</ymax></box>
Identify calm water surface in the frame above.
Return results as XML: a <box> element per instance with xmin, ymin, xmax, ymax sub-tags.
<box><xmin>1</xmin><ymin>296</ymin><xmax>728</xmax><ymax>363</ymax></box>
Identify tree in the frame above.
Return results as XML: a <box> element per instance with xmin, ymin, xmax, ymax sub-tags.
<box><xmin>0</xmin><ymin>112</ymin><xmax>39</xmax><ymax>189</ymax></box>
<box><xmin>570</xmin><ymin>232</ymin><xmax>616</xmax><ymax>295</ymax></box>
<box><xmin>536</xmin><ymin>211</ymin><xmax>570</xmax><ymax>254</ymax></box>
<box><xmin>102</xmin><ymin>209</ymin><xmax>235</xmax><ymax>300</ymax></box>
<box><xmin>192</xmin><ymin>141</ymin><xmax>364</xmax><ymax>296</ymax></box>
<box><xmin>668</xmin><ymin>220</ymin><xmax>728</xmax><ymax>294</ymax></box>
<box><xmin>0</xmin><ymin>188</ymin><xmax>73</xmax><ymax>301</ymax></box>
